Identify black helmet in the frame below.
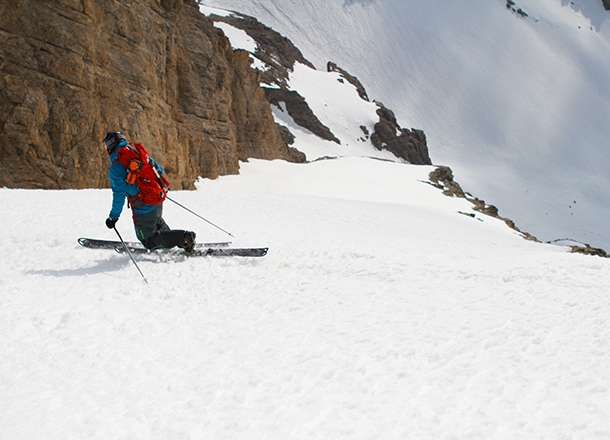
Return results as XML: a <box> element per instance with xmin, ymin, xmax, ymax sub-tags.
<box><xmin>103</xmin><ymin>131</ymin><xmax>127</xmax><ymax>155</ymax></box>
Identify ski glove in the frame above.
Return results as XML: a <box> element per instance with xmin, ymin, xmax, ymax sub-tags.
<box><xmin>105</xmin><ymin>217</ymin><xmax>118</xmax><ymax>229</ymax></box>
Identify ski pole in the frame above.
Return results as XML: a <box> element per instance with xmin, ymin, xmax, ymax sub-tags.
<box><xmin>114</xmin><ymin>226</ymin><xmax>148</xmax><ymax>284</ymax></box>
<box><xmin>166</xmin><ymin>196</ymin><xmax>234</xmax><ymax>238</ymax></box>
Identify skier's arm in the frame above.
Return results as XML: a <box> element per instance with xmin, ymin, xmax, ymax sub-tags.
<box><xmin>108</xmin><ymin>162</ymin><xmax>128</xmax><ymax>219</ymax></box>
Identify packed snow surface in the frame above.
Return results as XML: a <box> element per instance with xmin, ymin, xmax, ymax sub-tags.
<box><xmin>2</xmin><ymin>157</ymin><xmax>610</xmax><ymax>439</ymax></box>
<box><xmin>200</xmin><ymin>0</ymin><xmax>610</xmax><ymax>251</ymax></box>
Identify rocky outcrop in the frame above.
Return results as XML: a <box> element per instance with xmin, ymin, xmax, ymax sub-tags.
<box><xmin>570</xmin><ymin>244</ymin><xmax>608</xmax><ymax>257</ymax></box>
<box><xmin>0</xmin><ymin>0</ymin><xmax>304</xmax><ymax>189</ymax></box>
<box><xmin>211</xmin><ymin>12</ymin><xmax>341</xmax><ymax>144</ymax></box>
<box><xmin>327</xmin><ymin>62</ymin><xmax>369</xmax><ymax>101</ymax></box>
<box><xmin>210</xmin><ymin>13</ymin><xmax>341</xmax><ymax>144</ymax></box>
<box><xmin>326</xmin><ymin>62</ymin><xmax>430</xmax><ymax>165</ymax></box>
<box><xmin>429</xmin><ymin>166</ymin><xmax>538</xmax><ymax>242</ymax></box>
<box><xmin>430</xmin><ymin>164</ymin><xmax>609</xmax><ymax>256</ymax></box>
<box><xmin>264</xmin><ymin>88</ymin><xmax>341</xmax><ymax>144</ymax></box>
<box><xmin>210</xmin><ymin>12</ymin><xmax>431</xmax><ymax>166</ymax></box>
<box><xmin>207</xmin><ymin>12</ymin><xmax>314</xmax><ymax>89</ymax></box>
<box><xmin>428</xmin><ymin>166</ymin><xmax>466</xmax><ymax>198</ymax></box>
<box><xmin>371</xmin><ymin>103</ymin><xmax>431</xmax><ymax>165</ymax></box>
<box><xmin>603</xmin><ymin>0</ymin><xmax>610</xmax><ymax>11</ymax></box>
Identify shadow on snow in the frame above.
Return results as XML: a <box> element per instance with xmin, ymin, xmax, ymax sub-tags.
<box><xmin>25</xmin><ymin>257</ymin><xmax>131</xmax><ymax>278</ymax></box>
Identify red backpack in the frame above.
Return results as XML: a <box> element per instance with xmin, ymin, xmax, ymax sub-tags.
<box><xmin>114</xmin><ymin>143</ymin><xmax>170</xmax><ymax>207</ymax></box>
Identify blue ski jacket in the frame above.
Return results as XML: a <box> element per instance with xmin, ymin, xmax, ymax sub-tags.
<box><xmin>107</xmin><ymin>141</ymin><xmax>164</xmax><ymax>220</ymax></box>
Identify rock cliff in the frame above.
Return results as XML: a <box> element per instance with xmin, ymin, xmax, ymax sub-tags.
<box><xmin>211</xmin><ymin>13</ymin><xmax>431</xmax><ymax>166</ymax></box>
<box><xmin>0</xmin><ymin>0</ymin><xmax>304</xmax><ymax>189</ymax></box>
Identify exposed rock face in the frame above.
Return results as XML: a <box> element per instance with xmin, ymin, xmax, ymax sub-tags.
<box><xmin>211</xmin><ymin>12</ymin><xmax>431</xmax><ymax>166</ymax></box>
<box><xmin>428</xmin><ymin>166</ymin><xmax>465</xmax><ymax>198</ymax></box>
<box><xmin>604</xmin><ymin>0</ymin><xmax>610</xmax><ymax>11</ymax></box>
<box><xmin>0</xmin><ymin>0</ymin><xmax>303</xmax><ymax>189</ymax></box>
<box><xmin>264</xmin><ymin>88</ymin><xmax>341</xmax><ymax>144</ymax></box>
<box><xmin>208</xmin><ymin>13</ymin><xmax>314</xmax><ymax>89</ymax></box>
<box><xmin>327</xmin><ymin>62</ymin><xmax>369</xmax><ymax>101</ymax></box>
<box><xmin>326</xmin><ymin>62</ymin><xmax>430</xmax><ymax>165</ymax></box>
<box><xmin>211</xmin><ymin>13</ymin><xmax>342</xmax><ymax>145</ymax></box>
<box><xmin>571</xmin><ymin>244</ymin><xmax>608</xmax><ymax>257</ymax></box>
<box><xmin>371</xmin><ymin>104</ymin><xmax>431</xmax><ymax>165</ymax></box>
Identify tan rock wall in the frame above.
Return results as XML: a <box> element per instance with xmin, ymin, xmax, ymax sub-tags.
<box><xmin>0</xmin><ymin>0</ymin><xmax>303</xmax><ymax>189</ymax></box>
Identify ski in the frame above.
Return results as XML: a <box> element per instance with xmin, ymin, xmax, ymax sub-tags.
<box><xmin>115</xmin><ymin>245</ymin><xmax>268</xmax><ymax>258</ymax></box>
<box><xmin>78</xmin><ymin>237</ymin><xmax>232</xmax><ymax>250</ymax></box>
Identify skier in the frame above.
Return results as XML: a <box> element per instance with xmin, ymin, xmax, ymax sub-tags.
<box><xmin>103</xmin><ymin>130</ymin><xmax>196</xmax><ymax>252</ymax></box>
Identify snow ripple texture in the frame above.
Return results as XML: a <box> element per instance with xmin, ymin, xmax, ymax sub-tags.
<box><xmin>1</xmin><ymin>159</ymin><xmax>610</xmax><ymax>439</ymax></box>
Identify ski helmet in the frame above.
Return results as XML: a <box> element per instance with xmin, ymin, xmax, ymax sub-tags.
<box><xmin>103</xmin><ymin>131</ymin><xmax>127</xmax><ymax>155</ymax></box>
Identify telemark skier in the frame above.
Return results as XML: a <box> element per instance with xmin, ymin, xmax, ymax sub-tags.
<box><xmin>103</xmin><ymin>131</ymin><xmax>196</xmax><ymax>252</ymax></box>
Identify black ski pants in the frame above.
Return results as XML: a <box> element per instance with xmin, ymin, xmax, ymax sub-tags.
<box><xmin>133</xmin><ymin>204</ymin><xmax>185</xmax><ymax>250</ymax></box>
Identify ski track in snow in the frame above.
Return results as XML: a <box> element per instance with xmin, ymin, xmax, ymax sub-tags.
<box><xmin>2</xmin><ymin>159</ymin><xmax>610</xmax><ymax>439</ymax></box>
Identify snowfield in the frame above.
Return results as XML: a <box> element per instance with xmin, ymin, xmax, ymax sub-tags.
<box><xmin>2</xmin><ymin>157</ymin><xmax>610</xmax><ymax>439</ymax></box>
<box><xmin>2</xmin><ymin>1</ymin><xmax>610</xmax><ymax>438</ymax></box>
<box><xmin>200</xmin><ymin>0</ymin><xmax>610</xmax><ymax>251</ymax></box>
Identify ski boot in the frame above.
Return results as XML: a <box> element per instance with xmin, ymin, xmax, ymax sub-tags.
<box><xmin>183</xmin><ymin>231</ymin><xmax>196</xmax><ymax>254</ymax></box>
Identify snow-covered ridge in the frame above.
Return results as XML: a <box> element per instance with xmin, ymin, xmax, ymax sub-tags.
<box><xmin>198</xmin><ymin>2</ymin><xmax>554</xmax><ymax>248</ymax></box>
<box><xmin>199</xmin><ymin>3</ymin><xmax>431</xmax><ymax>168</ymax></box>
<box><xmin>200</xmin><ymin>0</ymin><xmax>610</xmax><ymax>252</ymax></box>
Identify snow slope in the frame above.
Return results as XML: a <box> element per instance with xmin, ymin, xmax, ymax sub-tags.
<box><xmin>2</xmin><ymin>3</ymin><xmax>610</xmax><ymax>438</ymax></box>
<box><xmin>199</xmin><ymin>7</ymin><xmax>398</xmax><ymax>162</ymax></box>
<box><xmin>2</xmin><ymin>158</ymin><xmax>610</xmax><ymax>439</ymax></box>
<box><xmin>200</xmin><ymin>0</ymin><xmax>610</xmax><ymax>251</ymax></box>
